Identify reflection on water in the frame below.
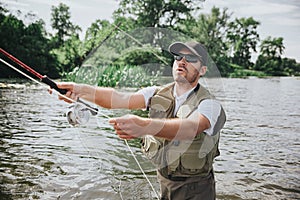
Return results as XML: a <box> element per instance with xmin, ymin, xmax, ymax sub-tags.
<box><xmin>0</xmin><ymin>77</ymin><xmax>300</xmax><ymax>200</ymax></box>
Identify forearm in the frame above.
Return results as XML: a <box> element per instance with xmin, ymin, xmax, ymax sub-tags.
<box><xmin>145</xmin><ymin>111</ymin><xmax>211</xmax><ymax>140</ymax></box>
<box><xmin>109</xmin><ymin>113</ymin><xmax>210</xmax><ymax>140</ymax></box>
<box><xmin>74</xmin><ymin>84</ymin><xmax>111</xmax><ymax>108</ymax></box>
<box><xmin>76</xmin><ymin>84</ymin><xmax>122</xmax><ymax>109</ymax></box>
<box><xmin>77</xmin><ymin>84</ymin><xmax>145</xmax><ymax>109</ymax></box>
<box><xmin>147</xmin><ymin>118</ymin><xmax>202</xmax><ymax>140</ymax></box>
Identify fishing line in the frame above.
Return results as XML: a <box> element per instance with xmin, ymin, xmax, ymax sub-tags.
<box><xmin>113</xmin><ymin>25</ymin><xmax>169</xmax><ymax>66</ymax></box>
<box><xmin>1</xmin><ymin>58</ymin><xmax>43</xmax><ymax>86</ymax></box>
<box><xmin>1</xmin><ymin>57</ymin><xmax>159</xmax><ymax>199</ymax></box>
<box><xmin>1</xmin><ymin>25</ymin><xmax>164</xmax><ymax>198</ymax></box>
<box><xmin>124</xmin><ymin>139</ymin><xmax>159</xmax><ymax>199</ymax></box>
<box><xmin>0</xmin><ymin>57</ymin><xmax>103</xmax><ymax>116</ymax></box>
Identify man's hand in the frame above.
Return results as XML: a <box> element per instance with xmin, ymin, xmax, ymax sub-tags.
<box><xmin>109</xmin><ymin>114</ymin><xmax>154</xmax><ymax>140</ymax></box>
<box><xmin>48</xmin><ymin>82</ymin><xmax>81</xmax><ymax>103</ymax></box>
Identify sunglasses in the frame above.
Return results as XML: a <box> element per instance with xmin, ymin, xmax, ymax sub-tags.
<box><xmin>174</xmin><ymin>53</ymin><xmax>199</xmax><ymax>63</ymax></box>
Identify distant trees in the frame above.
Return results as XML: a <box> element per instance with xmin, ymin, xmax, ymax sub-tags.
<box><xmin>0</xmin><ymin>1</ymin><xmax>299</xmax><ymax>79</ymax></box>
<box><xmin>114</xmin><ymin>0</ymin><xmax>205</xmax><ymax>27</ymax></box>
<box><xmin>227</xmin><ymin>17</ymin><xmax>260</xmax><ymax>69</ymax></box>
<box><xmin>0</xmin><ymin>6</ymin><xmax>59</xmax><ymax>78</ymax></box>
<box><xmin>50</xmin><ymin>3</ymin><xmax>81</xmax><ymax>47</ymax></box>
<box><xmin>255</xmin><ymin>36</ymin><xmax>299</xmax><ymax>76</ymax></box>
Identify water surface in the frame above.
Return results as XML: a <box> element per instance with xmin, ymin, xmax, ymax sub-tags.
<box><xmin>0</xmin><ymin>77</ymin><xmax>299</xmax><ymax>199</ymax></box>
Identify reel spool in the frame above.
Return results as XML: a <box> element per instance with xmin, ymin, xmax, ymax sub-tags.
<box><xmin>66</xmin><ymin>102</ymin><xmax>91</xmax><ymax>126</ymax></box>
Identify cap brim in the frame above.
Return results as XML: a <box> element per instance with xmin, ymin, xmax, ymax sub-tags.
<box><xmin>169</xmin><ymin>42</ymin><xmax>201</xmax><ymax>58</ymax></box>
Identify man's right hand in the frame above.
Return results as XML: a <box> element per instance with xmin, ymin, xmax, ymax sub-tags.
<box><xmin>48</xmin><ymin>82</ymin><xmax>79</xmax><ymax>103</ymax></box>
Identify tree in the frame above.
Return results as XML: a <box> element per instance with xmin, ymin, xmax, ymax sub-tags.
<box><xmin>259</xmin><ymin>36</ymin><xmax>285</xmax><ymax>58</ymax></box>
<box><xmin>114</xmin><ymin>0</ymin><xmax>163</xmax><ymax>27</ymax></box>
<box><xmin>180</xmin><ymin>7</ymin><xmax>232</xmax><ymax>76</ymax></box>
<box><xmin>50</xmin><ymin>3</ymin><xmax>84</xmax><ymax>74</ymax></box>
<box><xmin>114</xmin><ymin>0</ymin><xmax>205</xmax><ymax>27</ymax></box>
<box><xmin>281</xmin><ymin>58</ymin><xmax>300</xmax><ymax>76</ymax></box>
<box><xmin>0</xmin><ymin>8</ymin><xmax>60</xmax><ymax>78</ymax></box>
<box><xmin>162</xmin><ymin>0</ymin><xmax>204</xmax><ymax>27</ymax></box>
<box><xmin>50</xmin><ymin>3</ymin><xmax>81</xmax><ymax>47</ymax></box>
<box><xmin>255</xmin><ymin>36</ymin><xmax>286</xmax><ymax>75</ymax></box>
<box><xmin>227</xmin><ymin>17</ymin><xmax>260</xmax><ymax>68</ymax></box>
<box><xmin>21</xmin><ymin>20</ymin><xmax>59</xmax><ymax>78</ymax></box>
<box><xmin>55</xmin><ymin>34</ymin><xmax>84</xmax><ymax>73</ymax></box>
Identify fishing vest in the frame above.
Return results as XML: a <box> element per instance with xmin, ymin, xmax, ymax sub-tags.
<box><xmin>141</xmin><ymin>82</ymin><xmax>225</xmax><ymax>178</ymax></box>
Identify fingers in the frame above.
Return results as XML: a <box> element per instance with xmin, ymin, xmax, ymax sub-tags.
<box><xmin>57</xmin><ymin>90</ymin><xmax>79</xmax><ymax>104</ymax></box>
<box><xmin>48</xmin><ymin>88</ymin><xmax>53</xmax><ymax>95</ymax></box>
<box><xmin>54</xmin><ymin>82</ymin><xmax>78</xmax><ymax>103</ymax></box>
<box><xmin>119</xmin><ymin>134</ymin><xmax>136</xmax><ymax>140</ymax></box>
<box><xmin>56</xmin><ymin>82</ymin><xmax>75</xmax><ymax>90</ymax></box>
<box><xmin>109</xmin><ymin>117</ymin><xmax>138</xmax><ymax>140</ymax></box>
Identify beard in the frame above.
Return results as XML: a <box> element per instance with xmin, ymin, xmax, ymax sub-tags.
<box><xmin>173</xmin><ymin>70</ymin><xmax>200</xmax><ymax>85</ymax></box>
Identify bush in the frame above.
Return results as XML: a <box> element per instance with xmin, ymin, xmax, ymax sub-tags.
<box><xmin>64</xmin><ymin>64</ymin><xmax>161</xmax><ymax>88</ymax></box>
<box><xmin>98</xmin><ymin>65</ymin><xmax>161</xmax><ymax>87</ymax></box>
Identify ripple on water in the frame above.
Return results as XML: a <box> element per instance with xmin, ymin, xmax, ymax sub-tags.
<box><xmin>1</xmin><ymin>78</ymin><xmax>300</xmax><ymax>199</ymax></box>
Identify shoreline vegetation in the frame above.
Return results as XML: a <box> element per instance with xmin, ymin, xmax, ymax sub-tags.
<box><xmin>0</xmin><ymin>1</ymin><xmax>299</xmax><ymax>87</ymax></box>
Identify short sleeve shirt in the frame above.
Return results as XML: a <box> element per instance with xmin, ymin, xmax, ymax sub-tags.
<box><xmin>137</xmin><ymin>85</ymin><xmax>222</xmax><ymax>136</ymax></box>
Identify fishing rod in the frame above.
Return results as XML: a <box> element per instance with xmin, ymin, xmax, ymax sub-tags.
<box><xmin>0</xmin><ymin>48</ymin><xmax>160</xmax><ymax>199</ymax></box>
<box><xmin>0</xmin><ymin>48</ymin><xmax>67</xmax><ymax>94</ymax></box>
<box><xmin>0</xmin><ymin>48</ymin><xmax>98</xmax><ymax>117</ymax></box>
<box><xmin>0</xmin><ymin>25</ymin><xmax>161</xmax><ymax>198</ymax></box>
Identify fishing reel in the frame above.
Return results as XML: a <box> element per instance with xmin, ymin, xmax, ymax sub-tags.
<box><xmin>66</xmin><ymin>102</ymin><xmax>92</xmax><ymax>126</ymax></box>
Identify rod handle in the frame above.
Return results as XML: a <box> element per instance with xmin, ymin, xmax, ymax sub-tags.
<box><xmin>41</xmin><ymin>76</ymin><xmax>98</xmax><ymax>115</ymax></box>
<box><xmin>41</xmin><ymin>76</ymin><xmax>68</xmax><ymax>94</ymax></box>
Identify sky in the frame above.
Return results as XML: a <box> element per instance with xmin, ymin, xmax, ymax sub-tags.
<box><xmin>2</xmin><ymin>0</ymin><xmax>300</xmax><ymax>62</ymax></box>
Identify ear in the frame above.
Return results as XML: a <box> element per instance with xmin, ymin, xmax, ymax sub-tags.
<box><xmin>199</xmin><ymin>66</ymin><xmax>207</xmax><ymax>76</ymax></box>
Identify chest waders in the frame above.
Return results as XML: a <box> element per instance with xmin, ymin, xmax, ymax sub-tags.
<box><xmin>141</xmin><ymin>82</ymin><xmax>225</xmax><ymax>178</ymax></box>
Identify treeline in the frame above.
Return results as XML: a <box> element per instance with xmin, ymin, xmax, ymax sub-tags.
<box><xmin>0</xmin><ymin>0</ymin><xmax>299</xmax><ymax>79</ymax></box>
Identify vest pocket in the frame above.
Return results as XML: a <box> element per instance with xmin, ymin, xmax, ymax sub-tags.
<box><xmin>166</xmin><ymin>151</ymin><xmax>180</xmax><ymax>173</ymax></box>
<box><xmin>180</xmin><ymin>153</ymin><xmax>207</xmax><ymax>175</ymax></box>
<box><xmin>141</xmin><ymin>135</ymin><xmax>163</xmax><ymax>165</ymax></box>
<box><xmin>166</xmin><ymin>149</ymin><xmax>207</xmax><ymax>176</ymax></box>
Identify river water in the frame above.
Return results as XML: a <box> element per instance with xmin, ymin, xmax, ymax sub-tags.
<box><xmin>0</xmin><ymin>77</ymin><xmax>299</xmax><ymax>200</ymax></box>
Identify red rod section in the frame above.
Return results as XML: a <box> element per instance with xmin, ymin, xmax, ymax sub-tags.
<box><xmin>0</xmin><ymin>48</ymin><xmax>43</xmax><ymax>79</ymax></box>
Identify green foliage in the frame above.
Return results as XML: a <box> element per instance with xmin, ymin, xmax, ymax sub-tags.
<box><xmin>281</xmin><ymin>58</ymin><xmax>300</xmax><ymax>76</ymax></box>
<box><xmin>227</xmin><ymin>17</ymin><xmax>260</xmax><ymax>68</ymax></box>
<box><xmin>50</xmin><ymin>3</ymin><xmax>81</xmax><ymax>47</ymax></box>
<box><xmin>229</xmin><ymin>64</ymin><xmax>267</xmax><ymax>78</ymax></box>
<box><xmin>0</xmin><ymin>9</ymin><xmax>59</xmax><ymax>78</ymax></box>
<box><xmin>84</xmin><ymin>19</ymin><xmax>112</xmax><ymax>55</ymax></box>
<box><xmin>114</xmin><ymin>0</ymin><xmax>205</xmax><ymax>27</ymax></box>
<box><xmin>1</xmin><ymin>1</ymin><xmax>299</xmax><ymax>81</ymax></box>
<box><xmin>53</xmin><ymin>34</ymin><xmax>85</xmax><ymax>75</ymax></box>
<box><xmin>255</xmin><ymin>55</ymin><xmax>300</xmax><ymax>76</ymax></box>
<box><xmin>65</xmin><ymin>64</ymin><xmax>161</xmax><ymax>87</ymax></box>
<box><xmin>259</xmin><ymin>36</ymin><xmax>285</xmax><ymax>58</ymax></box>
<box><xmin>254</xmin><ymin>37</ymin><xmax>288</xmax><ymax>76</ymax></box>
<box><xmin>113</xmin><ymin>46</ymin><xmax>167</xmax><ymax>66</ymax></box>
<box><xmin>179</xmin><ymin>6</ymin><xmax>231</xmax><ymax>76</ymax></box>
<box><xmin>97</xmin><ymin>65</ymin><xmax>161</xmax><ymax>87</ymax></box>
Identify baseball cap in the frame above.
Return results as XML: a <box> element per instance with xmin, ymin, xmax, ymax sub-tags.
<box><xmin>169</xmin><ymin>41</ymin><xmax>208</xmax><ymax>66</ymax></box>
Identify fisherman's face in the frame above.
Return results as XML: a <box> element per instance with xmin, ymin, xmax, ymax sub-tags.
<box><xmin>172</xmin><ymin>48</ymin><xmax>205</xmax><ymax>85</ymax></box>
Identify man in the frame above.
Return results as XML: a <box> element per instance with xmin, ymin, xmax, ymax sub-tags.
<box><xmin>55</xmin><ymin>41</ymin><xmax>226</xmax><ymax>200</ymax></box>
